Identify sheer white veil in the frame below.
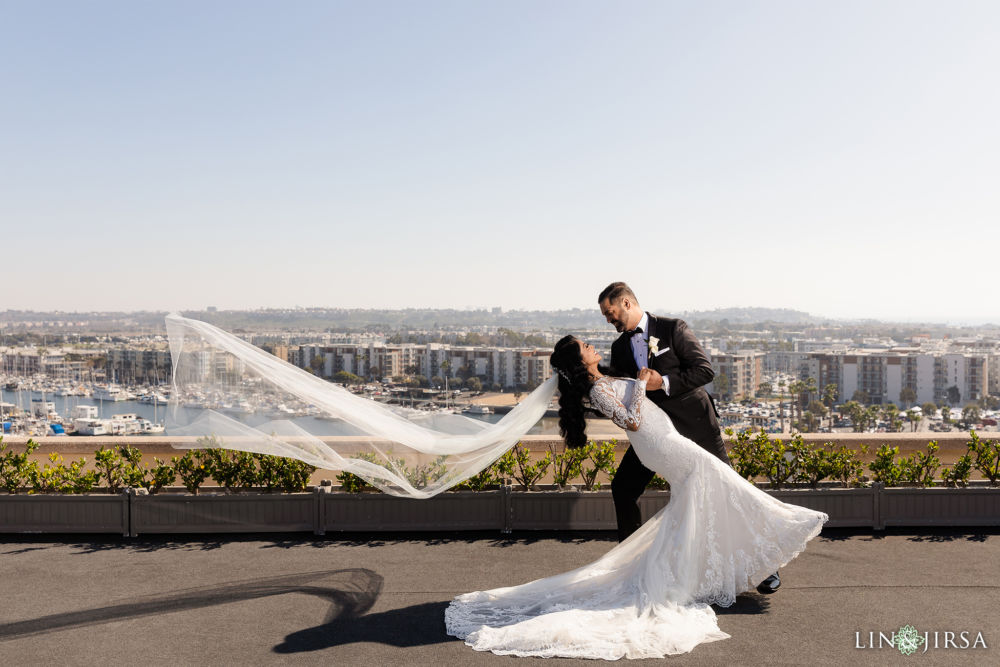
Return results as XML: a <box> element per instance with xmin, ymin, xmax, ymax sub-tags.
<box><xmin>164</xmin><ymin>313</ymin><xmax>557</xmax><ymax>498</ymax></box>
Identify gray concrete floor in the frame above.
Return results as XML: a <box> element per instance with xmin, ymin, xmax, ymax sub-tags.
<box><xmin>1</xmin><ymin>527</ymin><xmax>997</xmax><ymax>665</ymax></box>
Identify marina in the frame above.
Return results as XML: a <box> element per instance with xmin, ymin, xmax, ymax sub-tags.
<box><xmin>0</xmin><ymin>375</ymin><xmax>565</xmax><ymax>437</ymax></box>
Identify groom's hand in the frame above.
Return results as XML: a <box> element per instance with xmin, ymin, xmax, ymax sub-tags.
<box><xmin>640</xmin><ymin>368</ymin><xmax>663</xmax><ymax>391</ymax></box>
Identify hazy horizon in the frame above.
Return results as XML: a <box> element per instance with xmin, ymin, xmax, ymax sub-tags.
<box><xmin>4</xmin><ymin>1</ymin><xmax>998</xmax><ymax>322</ymax></box>
<box><xmin>3</xmin><ymin>304</ymin><xmax>1000</xmax><ymax>329</ymax></box>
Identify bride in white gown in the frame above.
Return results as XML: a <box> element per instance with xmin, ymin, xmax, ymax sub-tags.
<box><xmin>445</xmin><ymin>336</ymin><xmax>828</xmax><ymax>659</ymax></box>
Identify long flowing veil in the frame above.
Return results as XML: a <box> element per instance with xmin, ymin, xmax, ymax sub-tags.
<box><xmin>164</xmin><ymin>313</ymin><xmax>557</xmax><ymax>498</ymax></box>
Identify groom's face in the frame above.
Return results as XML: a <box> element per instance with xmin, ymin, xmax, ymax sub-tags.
<box><xmin>600</xmin><ymin>297</ymin><xmax>639</xmax><ymax>333</ymax></box>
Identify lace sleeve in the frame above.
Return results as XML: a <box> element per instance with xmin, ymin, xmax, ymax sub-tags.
<box><xmin>590</xmin><ymin>378</ymin><xmax>646</xmax><ymax>431</ymax></box>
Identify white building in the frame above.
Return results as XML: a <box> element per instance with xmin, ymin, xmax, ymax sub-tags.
<box><xmin>808</xmin><ymin>349</ymin><xmax>987</xmax><ymax>406</ymax></box>
<box><xmin>289</xmin><ymin>341</ymin><xmax>551</xmax><ymax>389</ymax></box>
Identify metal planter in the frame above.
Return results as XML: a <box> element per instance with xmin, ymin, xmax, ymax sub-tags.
<box><xmin>0</xmin><ymin>493</ymin><xmax>129</xmax><ymax>536</ymax></box>
<box><xmin>320</xmin><ymin>489</ymin><xmax>506</xmax><ymax>533</ymax></box>
<box><xmin>768</xmin><ymin>486</ymin><xmax>880</xmax><ymax>529</ymax></box>
<box><xmin>879</xmin><ymin>486</ymin><xmax>1000</xmax><ymax>529</ymax></box>
<box><xmin>129</xmin><ymin>491</ymin><xmax>317</xmax><ymax>536</ymax></box>
<box><xmin>508</xmin><ymin>489</ymin><xmax>671</xmax><ymax>531</ymax></box>
<box><xmin>3</xmin><ymin>485</ymin><xmax>998</xmax><ymax>536</ymax></box>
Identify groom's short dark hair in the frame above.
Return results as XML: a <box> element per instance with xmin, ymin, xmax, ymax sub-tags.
<box><xmin>598</xmin><ymin>282</ymin><xmax>638</xmax><ymax>305</ymax></box>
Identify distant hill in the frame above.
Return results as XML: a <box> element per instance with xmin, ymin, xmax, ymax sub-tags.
<box><xmin>183</xmin><ymin>308</ymin><xmax>608</xmax><ymax>331</ymax></box>
<box><xmin>8</xmin><ymin>307</ymin><xmax>994</xmax><ymax>334</ymax></box>
<box><xmin>0</xmin><ymin>308</ymin><xmax>606</xmax><ymax>333</ymax></box>
<box><xmin>676</xmin><ymin>307</ymin><xmax>820</xmax><ymax>325</ymax></box>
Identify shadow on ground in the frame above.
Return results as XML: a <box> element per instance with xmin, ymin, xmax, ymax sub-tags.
<box><xmin>2</xmin><ymin>527</ymin><xmax>996</xmax><ymax>557</ymax></box>
<box><xmin>0</xmin><ymin>531</ymin><xmax>622</xmax><ymax>555</ymax></box>
<box><xmin>0</xmin><ymin>569</ymin><xmax>382</xmax><ymax>641</ymax></box>
<box><xmin>818</xmin><ymin>526</ymin><xmax>999</xmax><ymax>543</ymax></box>
<box><xmin>715</xmin><ymin>594</ymin><xmax>771</xmax><ymax>615</ymax></box>
<box><xmin>275</xmin><ymin>600</ymin><xmax>453</xmax><ymax>653</ymax></box>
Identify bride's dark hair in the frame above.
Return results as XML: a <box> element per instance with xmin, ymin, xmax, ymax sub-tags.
<box><xmin>550</xmin><ymin>335</ymin><xmax>607</xmax><ymax>449</ymax></box>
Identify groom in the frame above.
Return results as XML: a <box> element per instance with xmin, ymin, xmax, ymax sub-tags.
<box><xmin>598</xmin><ymin>281</ymin><xmax>780</xmax><ymax>594</ymax></box>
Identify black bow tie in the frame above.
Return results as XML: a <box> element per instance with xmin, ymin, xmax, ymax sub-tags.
<box><xmin>625</xmin><ymin>327</ymin><xmax>643</xmax><ymax>337</ymax></box>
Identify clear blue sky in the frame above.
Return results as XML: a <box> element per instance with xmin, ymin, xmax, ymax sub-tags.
<box><xmin>3</xmin><ymin>1</ymin><xmax>998</xmax><ymax>323</ymax></box>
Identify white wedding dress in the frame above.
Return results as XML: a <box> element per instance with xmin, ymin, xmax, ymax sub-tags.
<box><xmin>445</xmin><ymin>376</ymin><xmax>828</xmax><ymax>659</ymax></box>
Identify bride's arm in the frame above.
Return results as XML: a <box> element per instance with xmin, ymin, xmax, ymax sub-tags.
<box><xmin>590</xmin><ymin>378</ymin><xmax>647</xmax><ymax>431</ymax></box>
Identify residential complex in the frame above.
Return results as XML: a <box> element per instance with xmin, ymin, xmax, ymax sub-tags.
<box><xmin>5</xmin><ymin>325</ymin><xmax>1000</xmax><ymax>404</ymax></box>
<box><xmin>289</xmin><ymin>342</ymin><xmax>552</xmax><ymax>389</ymax></box>
<box><xmin>706</xmin><ymin>349</ymin><xmax>765</xmax><ymax>400</ymax></box>
<box><xmin>803</xmin><ymin>349</ymin><xmax>987</xmax><ymax>406</ymax></box>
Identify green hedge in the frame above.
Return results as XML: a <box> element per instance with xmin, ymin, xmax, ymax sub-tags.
<box><xmin>0</xmin><ymin>436</ymin><xmax>316</xmax><ymax>495</ymax></box>
<box><xmin>725</xmin><ymin>428</ymin><xmax>999</xmax><ymax>489</ymax></box>
<box><xmin>2</xmin><ymin>430</ymin><xmax>998</xmax><ymax>494</ymax></box>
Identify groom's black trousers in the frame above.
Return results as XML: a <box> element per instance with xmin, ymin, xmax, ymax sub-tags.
<box><xmin>611</xmin><ymin>433</ymin><xmax>730</xmax><ymax>543</ymax></box>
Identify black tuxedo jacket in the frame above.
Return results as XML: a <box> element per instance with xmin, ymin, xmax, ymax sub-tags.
<box><xmin>608</xmin><ymin>313</ymin><xmax>722</xmax><ymax>445</ymax></box>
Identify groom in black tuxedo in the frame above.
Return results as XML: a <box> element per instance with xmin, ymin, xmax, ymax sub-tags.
<box><xmin>598</xmin><ymin>281</ymin><xmax>780</xmax><ymax>594</ymax></box>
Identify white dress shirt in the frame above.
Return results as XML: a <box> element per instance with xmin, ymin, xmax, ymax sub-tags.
<box><xmin>629</xmin><ymin>312</ymin><xmax>650</xmax><ymax>371</ymax></box>
<box><xmin>629</xmin><ymin>312</ymin><xmax>670</xmax><ymax>395</ymax></box>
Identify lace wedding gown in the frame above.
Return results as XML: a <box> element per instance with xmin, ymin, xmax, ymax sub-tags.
<box><xmin>445</xmin><ymin>376</ymin><xmax>828</xmax><ymax>659</ymax></box>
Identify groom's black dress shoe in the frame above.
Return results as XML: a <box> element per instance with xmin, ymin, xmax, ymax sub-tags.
<box><xmin>756</xmin><ymin>572</ymin><xmax>780</xmax><ymax>594</ymax></box>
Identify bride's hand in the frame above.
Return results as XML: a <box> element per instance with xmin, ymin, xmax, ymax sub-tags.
<box><xmin>638</xmin><ymin>367</ymin><xmax>663</xmax><ymax>390</ymax></box>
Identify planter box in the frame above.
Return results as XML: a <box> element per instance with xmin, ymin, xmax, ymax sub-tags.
<box><xmin>0</xmin><ymin>493</ymin><xmax>129</xmax><ymax>536</ymax></box>
<box><xmin>129</xmin><ymin>491</ymin><xmax>317</xmax><ymax>536</ymax></box>
<box><xmin>3</xmin><ymin>485</ymin><xmax>998</xmax><ymax>537</ymax></box>
<box><xmin>509</xmin><ymin>490</ymin><xmax>671</xmax><ymax>531</ymax></box>
<box><xmin>768</xmin><ymin>486</ymin><xmax>879</xmax><ymax>529</ymax></box>
<box><xmin>321</xmin><ymin>489</ymin><xmax>505</xmax><ymax>533</ymax></box>
<box><xmin>638</xmin><ymin>490</ymin><xmax>673</xmax><ymax>520</ymax></box>
<box><xmin>879</xmin><ymin>486</ymin><xmax>1000</xmax><ymax>528</ymax></box>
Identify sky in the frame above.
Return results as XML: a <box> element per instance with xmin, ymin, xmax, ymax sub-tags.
<box><xmin>2</xmin><ymin>1</ymin><xmax>999</xmax><ymax>323</ymax></box>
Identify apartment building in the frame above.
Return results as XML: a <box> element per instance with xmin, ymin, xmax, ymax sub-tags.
<box><xmin>2</xmin><ymin>348</ymin><xmax>92</xmax><ymax>380</ymax></box>
<box><xmin>707</xmin><ymin>349</ymin><xmax>765</xmax><ymax>400</ymax></box>
<box><xmin>106</xmin><ymin>348</ymin><xmax>173</xmax><ymax>384</ymax></box>
<box><xmin>290</xmin><ymin>342</ymin><xmax>551</xmax><ymax>389</ymax></box>
<box><xmin>806</xmin><ymin>349</ymin><xmax>987</xmax><ymax>406</ymax></box>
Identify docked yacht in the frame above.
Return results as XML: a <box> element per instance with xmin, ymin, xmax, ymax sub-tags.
<box><xmin>73</xmin><ymin>418</ymin><xmax>108</xmax><ymax>436</ymax></box>
<box><xmin>93</xmin><ymin>385</ymin><xmax>128</xmax><ymax>402</ymax></box>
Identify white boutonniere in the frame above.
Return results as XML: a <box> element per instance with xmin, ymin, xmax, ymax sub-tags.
<box><xmin>648</xmin><ymin>336</ymin><xmax>660</xmax><ymax>356</ymax></box>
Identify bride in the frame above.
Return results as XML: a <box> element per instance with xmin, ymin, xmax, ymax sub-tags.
<box><xmin>444</xmin><ymin>335</ymin><xmax>828</xmax><ymax>659</ymax></box>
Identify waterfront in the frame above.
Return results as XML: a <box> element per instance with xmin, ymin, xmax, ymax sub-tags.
<box><xmin>1</xmin><ymin>388</ymin><xmax>566</xmax><ymax>437</ymax></box>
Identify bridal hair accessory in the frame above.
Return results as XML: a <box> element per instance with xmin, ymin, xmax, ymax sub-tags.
<box><xmin>556</xmin><ymin>368</ymin><xmax>571</xmax><ymax>382</ymax></box>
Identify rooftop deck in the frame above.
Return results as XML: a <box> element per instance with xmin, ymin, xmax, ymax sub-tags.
<box><xmin>1</xmin><ymin>526</ymin><xmax>996</xmax><ymax>665</ymax></box>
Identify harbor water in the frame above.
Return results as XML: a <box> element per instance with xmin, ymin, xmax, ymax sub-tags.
<box><xmin>4</xmin><ymin>389</ymin><xmax>562</xmax><ymax>436</ymax></box>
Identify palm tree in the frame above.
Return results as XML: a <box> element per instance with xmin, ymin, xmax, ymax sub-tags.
<box><xmin>806</xmin><ymin>400</ymin><xmax>827</xmax><ymax>433</ymax></box>
<box><xmin>946</xmin><ymin>386</ymin><xmax>961</xmax><ymax>406</ymax></box>
<box><xmin>899</xmin><ymin>387</ymin><xmax>917</xmax><ymax>407</ymax></box>
<box><xmin>882</xmin><ymin>403</ymin><xmax>901</xmax><ymax>432</ymax></box>
<box><xmin>801</xmin><ymin>377</ymin><xmax>817</xmax><ymax>421</ymax></box>
<box><xmin>714</xmin><ymin>373</ymin><xmax>730</xmax><ymax>401</ymax></box>
<box><xmin>788</xmin><ymin>379</ymin><xmax>814</xmax><ymax>426</ymax></box>
<box><xmin>777</xmin><ymin>379</ymin><xmax>787</xmax><ymax>432</ymax></box>
<box><xmin>440</xmin><ymin>360</ymin><xmax>452</xmax><ymax>405</ymax></box>
<box><xmin>822</xmin><ymin>384</ymin><xmax>838</xmax><ymax>429</ymax></box>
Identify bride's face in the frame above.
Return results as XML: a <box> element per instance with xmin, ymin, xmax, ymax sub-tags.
<box><xmin>576</xmin><ymin>339</ymin><xmax>601</xmax><ymax>367</ymax></box>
